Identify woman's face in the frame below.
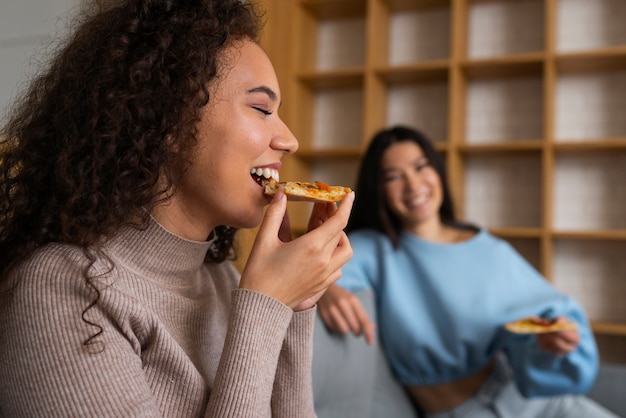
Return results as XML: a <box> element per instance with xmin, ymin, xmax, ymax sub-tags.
<box><xmin>154</xmin><ymin>39</ymin><xmax>297</xmax><ymax>240</ymax></box>
<box><xmin>381</xmin><ymin>141</ymin><xmax>443</xmax><ymax>234</ymax></box>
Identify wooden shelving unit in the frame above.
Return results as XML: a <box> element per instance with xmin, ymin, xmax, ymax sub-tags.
<box><xmin>260</xmin><ymin>0</ymin><xmax>626</xmax><ymax>363</ymax></box>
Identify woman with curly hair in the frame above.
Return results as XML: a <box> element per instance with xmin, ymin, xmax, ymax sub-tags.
<box><xmin>0</xmin><ymin>0</ymin><xmax>354</xmax><ymax>416</ymax></box>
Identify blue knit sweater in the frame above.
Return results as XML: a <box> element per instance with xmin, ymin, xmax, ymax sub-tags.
<box><xmin>337</xmin><ymin>228</ymin><xmax>598</xmax><ymax>397</ymax></box>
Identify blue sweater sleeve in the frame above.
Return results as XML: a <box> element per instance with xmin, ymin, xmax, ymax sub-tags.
<box><xmin>498</xmin><ymin>248</ymin><xmax>599</xmax><ymax>397</ymax></box>
<box><xmin>335</xmin><ymin>230</ymin><xmax>384</xmax><ymax>292</ymax></box>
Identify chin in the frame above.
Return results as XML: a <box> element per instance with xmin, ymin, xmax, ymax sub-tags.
<box><xmin>235</xmin><ymin>210</ymin><xmax>264</xmax><ymax>230</ymax></box>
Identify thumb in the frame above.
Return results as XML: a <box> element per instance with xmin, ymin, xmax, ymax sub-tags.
<box><xmin>256</xmin><ymin>191</ymin><xmax>287</xmax><ymax>241</ymax></box>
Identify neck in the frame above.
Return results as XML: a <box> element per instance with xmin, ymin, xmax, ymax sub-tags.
<box><xmin>406</xmin><ymin>218</ymin><xmax>471</xmax><ymax>244</ymax></box>
<box><xmin>151</xmin><ymin>200</ymin><xmax>215</xmax><ymax>242</ymax></box>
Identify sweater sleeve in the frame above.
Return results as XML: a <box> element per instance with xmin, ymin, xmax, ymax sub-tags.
<box><xmin>0</xmin><ymin>252</ymin><xmax>165</xmax><ymax>417</ymax></box>
<box><xmin>206</xmin><ymin>289</ymin><xmax>294</xmax><ymax>418</ymax></box>
<box><xmin>336</xmin><ymin>230</ymin><xmax>384</xmax><ymax>292</ymax></box>
<box><xmin>271</xmin><ymin>307</ymin><xmax>317</xmax><ymax>418</ymax></box>
<box><xmin>503</xmin><ymin>297</ymin><xmax>599</xmax><ymax>398</ymax></box>
<box><xmin>497</xmin><ymin>246</ymin><xmax>600</xmax><ymax>398</ymax></box>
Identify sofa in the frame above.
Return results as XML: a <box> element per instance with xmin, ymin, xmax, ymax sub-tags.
<box><xmin>312</xmin><ymin>288</ymin><xmax>626</xmax><ymax>418</ymax></box>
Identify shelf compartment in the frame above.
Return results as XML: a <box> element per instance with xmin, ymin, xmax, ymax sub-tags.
<box><xmin>311</xmin><ymin>87</ymin><xmax>364</xmax><ymax>150</ymax></box>
<box><xmin>298</xmin><ymin>1</ymin><xmax>366</xmax><ymax>72</ymax></box>
<box><xmin>553</xmin><ymin>152</ymin><xmax>626</xmax><ymax>230</ymax></box>
<box><xmin>463</xmin><ymin>152</ymin><xmax>542</xmax><ymax>228</ymax></box>
<box><xmin>553</xmin><ymin>239</ymin><xmax>626</xmax><ymax>323</ymax></box>
<box><xmin>465</xmin><ymin>75</ymin><xmax>543</xmax><ymax>143</ymax></box>
<box><xmin>555</xmin><ymin>69</ymin><xmax>626</xmax><ymax>141</ymax></box>
<box><xmin>315</xmin><ymin>16</ymin><xmax>366</xmax><ymax>71</ymax></box>
<box><xmin>467</xmin><ymin>0</ymin><xmax>544</xmax><ymax>59</ymax></box>
<box><xmin>385</xmin><ymin>80</ymin><xmax>449</xmax><ymax>143</ymax></box>
<box><xmin>387</xmin><ymin>4</ymin><xmax>451</xmax><ymax>65</ymax></box>
<box><xmin>557</xmin><ymin>0</ymin><xmax>626</xmax><ymax>53</ymax></box>
<box><xmin>310</xmin><ymin>158</ymin><xmax>361</xmax><ymax>190</ymax></box>
<box><xmin>501</xmin><ymin>236</ymin><xmax>541</xmax><ymax>272</ymax></box>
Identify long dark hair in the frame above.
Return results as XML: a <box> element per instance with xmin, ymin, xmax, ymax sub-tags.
<box><xmin>0</xmin><ymin>0</ymin><xmax>263</xmax><ymax>280</ymax></box>
<box><xmin>347</xmin><ymin>125</ymin><xmax>475</xmax><ymax>247</ymax></box>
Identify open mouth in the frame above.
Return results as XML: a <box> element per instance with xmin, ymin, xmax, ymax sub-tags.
<box><xmin>250</xmin><ymin>167</ymin><xmax>279</xmax><ymax>187</ymax></box>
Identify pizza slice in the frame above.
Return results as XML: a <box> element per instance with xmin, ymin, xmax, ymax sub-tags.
<box><xmin>504</xmin><ymin>317</ymin><xmax>578</xmax><ymax>334</ymax></box>
<box><xmin>263</xmin><ymin>178</ymin><xmax>352</xmax><ymax>203</ymax></box>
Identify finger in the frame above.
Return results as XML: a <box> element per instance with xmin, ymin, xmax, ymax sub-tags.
<box><xmin>306</xmin><ymin>192</ymin><xmax>354</xmax><ymax>242</ymax></box>
<box><xmin>278</xmin><ymin>205</ymin><xmax>292</xmax><ymax>242</ymax></box>
<box><xmin>337</xmin><ymin>297</ymin><xmax>364</xmax><ymax>335</ymax></box>
<box><xmin>308</xmin><ymin>201</ymin><xmax>338</xmax><ymax>231</ymax></box>
<box><xmin>255</xmin><ymin>191</ymin><xmax>287</xmax><ymax>243</ymax></box>
<box><xmin>352</xmin><ymin>303</ymin><xmax>376</xmax><ymax>346</ymax></box>
<box><xmin>321</xmin><ymin>304</ymin><xmax>350</xmax><ymax>335</ymax></box>
<box><xmin>363</xmin><ymin>321</ymin><xmax>377</xmax><ymax>346</ymax></box>
<box><xmin>323</xmin><ymin>232</ymin><xmax>353</xmax><ymax>276</ymax></box>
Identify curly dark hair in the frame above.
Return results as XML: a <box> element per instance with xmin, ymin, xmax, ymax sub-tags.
<box><xmin>0</xmin><ymin>0</ymin><xmax>264</xmax><ymax>280</ymax></box>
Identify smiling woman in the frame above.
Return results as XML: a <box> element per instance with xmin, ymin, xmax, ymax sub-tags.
<box><xmin>318</xmin><ymin>125</ymin><xmax>618</xmax><ymax>418</ymax></box>
<box><xmin>0</xmin><ymin>0</ymin><xmax>353</xmax><ymax>416</ymax></box>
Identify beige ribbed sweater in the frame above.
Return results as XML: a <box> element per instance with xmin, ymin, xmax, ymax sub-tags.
<box><xmin>0</xmin><ymin>218</ymin><xmax>316</xmax><ymax>417</ymax></box>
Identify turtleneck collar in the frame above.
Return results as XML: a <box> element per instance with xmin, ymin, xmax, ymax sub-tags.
<box><xmin>104</xmin><ymin>216</ymin><xmax>217</xmax><ymax>284</ymax></box>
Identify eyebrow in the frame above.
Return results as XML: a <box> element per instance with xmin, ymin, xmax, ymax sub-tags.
<box><xmin>247</xmin><ymin>85</ymin><xmax>278</xmax><ymax>102</ymax></box>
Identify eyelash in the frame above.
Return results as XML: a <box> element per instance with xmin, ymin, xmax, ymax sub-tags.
<box><xmin>253</xmin><ymin>107</ymin><xmax>273</xmax><ymax>116</ymax></box>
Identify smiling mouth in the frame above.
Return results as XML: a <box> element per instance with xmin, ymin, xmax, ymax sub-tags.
<box><xmin>406</xmin><ymin>194</ymin><xmax>429</xmax><ymax>208</ymax></box>
<box><xmin>250</xmin><ymin>167</ymin><xmax>279</xmax><ymax>187</ymax></box>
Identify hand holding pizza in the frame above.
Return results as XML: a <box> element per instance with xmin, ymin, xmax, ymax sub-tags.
<box><xmin>506</xmin><ymin>316</ymin><xmax>580</xmax><ymax>356</ymax></box>
<box><xmin>535</xmin><ymin>317</ymin><xmax>581</xmax><ymax>356</ymax></box>
<box><xmin>239</xmin><ymin>190</ymin><xmax>354</xmax><ymax>311</ymax></box>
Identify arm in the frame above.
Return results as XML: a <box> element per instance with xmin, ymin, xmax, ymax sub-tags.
<box><xmin>0</xmin><ymin>255</ymin><xmax>301</xmax><ymax>418</ymax></box>
<box><xmin>207</xmin><ymin>289</ymin><xmax>295</xmax><ymax>417</ymax></box>
<box><xmin>0</xmin><ymin>259</ymin><xmax>168</xmax><ymax>417</ymax></box>
<box><xmin>316</xmin><ymin>230</ymin><xmax>383</xmax><ymax>345</ymax></box>
<box><xmin>317</xmin><ymin>284</ymin><xmax>376</xmax><ymax>345</ymax></box>
<box><xmin>499</xmin><ymin>249</ymin><xmax>599</xmax><ymax>397</ymax></box>
<box><xmin>271</xmin><ymin>308</ymin><xmax>317</xmax><ymax>418</ymax></box>
<box><xmin>505</xmin><ymin>303</ymin><xmax>598</xmax><ymax>397</ymax></box>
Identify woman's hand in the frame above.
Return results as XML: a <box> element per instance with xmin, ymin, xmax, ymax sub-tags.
<box><xmin>317</xmin><ymin>284</ymin><xmax>377</xmax><ymax>345</ymax></box>
<box><xmin>535</xmin><ymin>317</ymin><xmax>580</xmax><ymax>356</ymax></box>
<box><xmin>239</xmin><ymin>191</ymin><xmax>354</xmax><ymax>311</ymax></box>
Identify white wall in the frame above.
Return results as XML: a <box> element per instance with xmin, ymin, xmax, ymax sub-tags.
<box><xmin>0</xmin><ymin>0</ymin><xmax>81</xmax><ymax>119</ymax></box>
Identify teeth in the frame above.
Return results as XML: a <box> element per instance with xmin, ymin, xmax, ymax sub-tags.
<box><xmin>407</xmin><ymin>194</ymin><xmax>428</xmax><ymax>207</ymax></box>
<box><xmin>250</xmin><ymin>167</ymin><xmax>279</xmax><ymax>182</ymax></box>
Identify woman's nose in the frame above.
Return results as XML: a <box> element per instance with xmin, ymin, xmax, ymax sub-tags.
<box><xmin>404</xmin><ymin>171</ymin><xmax>424</xmax><ymax>191</ymax></box>
<box><xmin>272</xmin><ymin>119</ymin><xmax>299</xmax><ymax>154</ymax></box>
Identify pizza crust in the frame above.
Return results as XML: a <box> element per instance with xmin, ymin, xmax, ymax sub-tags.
<box><xmin>504</xmin><ymin>317</ymin><xmax>578</xmax><ymax>334</ymax></box>
<box><xmin>263</xmin><ymin>179</ymin><xmax>352</xmax><ymax>203</ymax></box>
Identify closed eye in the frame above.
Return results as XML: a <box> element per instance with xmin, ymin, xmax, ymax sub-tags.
<box><xmin>253</xmin><ymin>106</ymin><xmax>273</xmax><ymax>116</ymax></box>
